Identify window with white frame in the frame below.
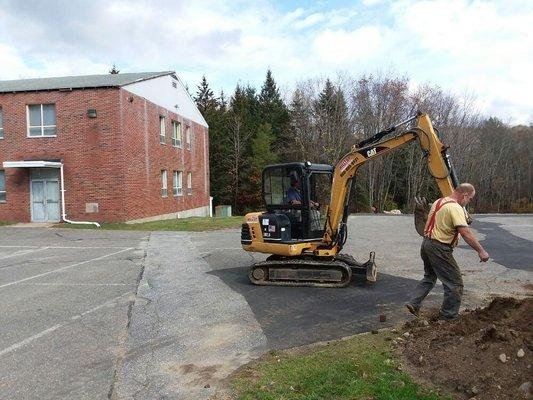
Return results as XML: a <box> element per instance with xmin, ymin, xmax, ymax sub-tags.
<box><xmin>27</xmin><ymin>104</ymin><xmax>56</xmax><ymax>137</ymax></box>
<box><xmin>185</xmin><ymin>125</ymin><xmax>191</xmax><ymax>150</ymax></box>
<box><xmin>161</xmin><ymin>170</ymin><xmax>168</xmax><ymax>197</ymax></box>
<box><xmin>173</xmin><ymin>171</ymin><xmax>182</xmax><ymax>196</ymax></box>
<box><xmin>0</xmin><ymin>107</ymin><xmax>4</xmax><ymax>139</ymax></box>
<box><xmin>187</xmin><ymin>172</ymin><xmax>192</xmax><ymax>195</ymax></box>
<box><xmin>159</xmin><ymin>116</ymin><xmax>166</xmax><ymax>144</ymax></box>
<box><xmin>0</xmin><ymin>171</ymin><xmax>5</xmax><ymax>202</ymax></box>
<box><xmin>172</xmin><ymin>121</ymin><xmax>182</xmax><ymax>148</ymax></box>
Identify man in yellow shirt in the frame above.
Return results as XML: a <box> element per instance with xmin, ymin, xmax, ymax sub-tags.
<box><xmin>406</xmin><ymin>183</ymin><xmax>490</xmax><ymax>320</ymax></box>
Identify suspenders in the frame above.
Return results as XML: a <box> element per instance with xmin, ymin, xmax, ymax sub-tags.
<box><xmin>424</xmin><ymin>197</ymin><xmax>459</xmax><ymax>246</ymax></box>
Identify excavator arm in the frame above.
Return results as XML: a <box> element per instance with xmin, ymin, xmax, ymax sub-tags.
<box><xmin>322</xmin><ymin>112</ymin><xmax>458</xmax><ymax>253</ymax></box>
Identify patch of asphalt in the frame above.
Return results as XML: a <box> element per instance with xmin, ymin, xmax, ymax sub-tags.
<box><xmin>112</xmin><ymin>232</ymin><xmax>267</xmax><ymax>400</ymax></box>
<box><xmin>208</xmin><ymin>267</ymin><xmax>441</xmax><ymax>350</ymax></box>
<box><xmin>466</xmin><ymin>215</ymin><xmax>533</xmax><ymax>271</ymax></box>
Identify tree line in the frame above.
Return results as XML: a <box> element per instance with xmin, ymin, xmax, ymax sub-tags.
<box><xmin>194</xmin><ymin>70</ymin><xmax>532</xmax><ymax>214</ymax></box>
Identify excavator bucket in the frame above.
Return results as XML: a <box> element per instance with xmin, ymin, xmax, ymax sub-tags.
<box><xmin>414</xmin><ymin>196</ymin><xmax>430</xmax><ymax>236</ymax></box>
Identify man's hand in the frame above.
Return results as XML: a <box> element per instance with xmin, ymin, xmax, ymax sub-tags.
<box><xmin>478</xmin><ymin>249</ymin><xmax>490</xmax><ymax>262</ymax></box>
<box><xmin>458</xmin><ymin>226</ymin><xmax>489</xmax><ymax>262</ymax></box>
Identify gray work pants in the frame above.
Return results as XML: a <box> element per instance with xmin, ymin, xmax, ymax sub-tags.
<box><xmin>410</xmin><ymin>237</ymin><xmax>464</xmax><ymax>319</ymax></box>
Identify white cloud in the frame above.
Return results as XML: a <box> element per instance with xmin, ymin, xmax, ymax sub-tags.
<box><xmin>294</xmin><ymin>13</ymin><xmax>325</xmax><ymax>29</ymax></box>
<box><xmin>312</xmin><ymin>26</ymin><xmax>384</xmax><ymax>66</ymax></box>
<box><xmin>0</xmin><ymin>0</ymin><xmax>531</xmax><ymax>124</ymax></box>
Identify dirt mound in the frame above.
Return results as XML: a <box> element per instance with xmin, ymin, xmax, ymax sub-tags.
<box><xmin>400</xmin><ymin>297</ymin><xmax>532</xmax><ymax>399</ymax></box>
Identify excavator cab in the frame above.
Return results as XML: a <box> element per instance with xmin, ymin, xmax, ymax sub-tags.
<box><xmin>261</xmin><ymin>162</ymin><xmax>333</xmax><ymax>242</ymax></box>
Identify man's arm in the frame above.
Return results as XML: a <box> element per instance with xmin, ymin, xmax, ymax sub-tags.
<box><xmin>457</xmin><ymin>226</ymin><xmax>490</xmax><ymax>262</ymax></box>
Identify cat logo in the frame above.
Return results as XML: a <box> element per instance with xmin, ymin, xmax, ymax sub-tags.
<box><xmin>366</xmin><ymin>148</ymin><xmax>377</xmax><ymax>157</ymax></box>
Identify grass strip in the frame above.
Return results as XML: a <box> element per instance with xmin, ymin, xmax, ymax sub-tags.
<box><xmin>52</xmin><ymin>216</ymin><xmax>243</xmax><ymax>231</ymax></box>
<box><xmin>231</xmin><ymin>331</ymin><xmax>448</xmax><ymax>400</ymax></box>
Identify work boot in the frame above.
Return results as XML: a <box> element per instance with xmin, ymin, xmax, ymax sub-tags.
<box><xmin>405</xmin><ymin>303</ymin><xmax>420</xmax><ymax>318</ymax></box>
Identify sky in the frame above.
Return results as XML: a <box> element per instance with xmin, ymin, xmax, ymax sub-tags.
<box><xmin>0</xmin><ymin>0</ymin><xmax>531</xmax><ymax>125</ymax></box>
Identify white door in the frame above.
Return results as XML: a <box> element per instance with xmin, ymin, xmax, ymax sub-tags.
<box><xmin>31</xmin><ymin>169</ymin><xmax>60</xmax><ymax>222</ymax></box>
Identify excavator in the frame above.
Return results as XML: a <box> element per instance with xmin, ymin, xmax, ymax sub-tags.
<box><xmin>240</xmin><ymin>112</ymin><xmax>463</xmax><ymax>287</ymax></box>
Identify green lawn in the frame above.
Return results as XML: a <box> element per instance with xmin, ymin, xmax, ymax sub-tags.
<box><xmin>0</xmin><ymin>221</ymin><xmax>13</xmax><ymax>226</ymax></box>
<box><xmin>52</xmin><ymin>216</ymin><xmax>243</xmax><ymax>231</ymax></box>
<box><xmin>231</xmin><ymin>331</ymin><xmax>448</xmax><ymax>400</ymax></box>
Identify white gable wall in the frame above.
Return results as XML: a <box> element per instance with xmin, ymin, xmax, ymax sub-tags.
<box><xmin>122</xmin><ymin>74</ymin><xmax>208</xmax><ymax>127</ymax></box>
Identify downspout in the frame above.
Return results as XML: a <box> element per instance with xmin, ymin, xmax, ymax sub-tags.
<box><xmin>60</xmin><ymin>164</ymin><xmax>101</xmax><ymax>227</ymax></box>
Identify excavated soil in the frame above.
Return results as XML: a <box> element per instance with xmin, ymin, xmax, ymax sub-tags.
<box><xmin>400</xmin><ymin>297</ymin><xmax>532</xmax><ymax>400</ymax></box>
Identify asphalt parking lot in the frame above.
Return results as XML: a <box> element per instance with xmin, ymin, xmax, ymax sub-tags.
<box><xmin>0</xmin><ymin>228</ymin><xmax>148</xmax><ymax>400</ymax></box>
<box><xmin>1</xmin><ymin>214</ymin><xmax>531</xmax><ymax>399</ymax></box>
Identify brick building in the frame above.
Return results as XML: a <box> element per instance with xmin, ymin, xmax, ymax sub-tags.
<box><xmin>0</xmin><ymin>71</ymin><xmax>210</xmax><ymax>224</ymax></box>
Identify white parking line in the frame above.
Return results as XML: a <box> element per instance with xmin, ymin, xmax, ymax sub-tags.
<box><xmin>0</xmin><ymin>292</ymin><xmax>131</xmax><ymax>357</ymax></box>
<box><xmin>17</xmin><ymin>283</ymin><xmax>130</xmax><ymax>286</ymax></box>
<box><xmin>0</xmin><ymin>247</ymin><xmax>134</xmax><ymax>289</ymax></box>
<box><xmin>0</xmin><ymin>247</ymin><xmax>50</xmax><ymax>260</ymax></box>
<box><xmin>0</xmin><ymin>245</ymin><xmax>133</xmax><ymax>249</ymax></box>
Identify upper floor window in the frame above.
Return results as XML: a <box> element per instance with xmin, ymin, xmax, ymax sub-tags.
<box><xmin>185</xmin><ymin>125</ymin><xmax>191</xmax><ymax>150</ymax></box>
<box><xmin>187</xmin><ymin>172</ymin><xmax>192</xmax><ymax>195</ymax></box>
<box><xmin>159</xmin><ymin>116</ymin><xmax>166</xmax><ymax>144</ymax></box>
<box><xmin>172</xmin><ymin>121</ymin><xmax>182</xmax><ymax>148</ymax></box>
<box><xmin>161</xmin><ymin>170</ymin><xmax>168</xmax><ymax>197</ymax></box>
<box><xmin>0</xmin><ymin>171</ymin><xmax>5</xmax><ymax>202</ymax></box>
<box><xmin>28</xmin><ymin>104</ymin><xmax>56</xmax><ymax>137</ymax></box>
<box><xmin>0</xmin><ymin>107</ymin><xmax>3</xmax><ymax>139</ymax></box>
<box><xmin>173</xmin><ymin>171</ymin><xmax>182</xmax><ymax>196</ymax></box>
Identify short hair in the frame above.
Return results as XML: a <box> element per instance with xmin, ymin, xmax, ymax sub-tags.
<box><xmin>455</xmin><ymin>183</ymin><xmax>475</xmax><ymax>194</ymax></box>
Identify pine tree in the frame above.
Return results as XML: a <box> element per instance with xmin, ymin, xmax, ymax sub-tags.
<box><xmin>194</xmin><ymin>76</ymin><xmax>217</xmax><ymax>114</ymax></box>
<box><xmin>109</xmin><ymin>64</ymin><xmax>120</xmax><ymax>74</ymax></box>
<box><xmin>258</xmin><ymin>69</ymin><xmax>290</xmax><ymax>143</ymax></box>
<box><xmin>314</xmin><ymin>79</ymin><xmax>351</xmax><ymax>164</ymax></box>
<box><xmin>248</xmin><ymin>123</ymin><xmax>279</xmax><ymax>205</ymax></box>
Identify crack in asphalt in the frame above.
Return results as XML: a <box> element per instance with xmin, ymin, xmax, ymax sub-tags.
<box><xmin>108</xmin><ymin>235</ymin><xmax>150</xmax><ymax>400</ymax></box>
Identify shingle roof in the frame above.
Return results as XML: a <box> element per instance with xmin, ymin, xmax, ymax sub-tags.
<box><xmin>0</xmin><ymin>71</ymin><xmax>175</xmax><ymax>93</ymax></box>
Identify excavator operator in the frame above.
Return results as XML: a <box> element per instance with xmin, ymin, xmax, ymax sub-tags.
<box><xmin>406</xmin><ymin>183</ymin><xmax>490</xmax><ymax>320</ymax></box>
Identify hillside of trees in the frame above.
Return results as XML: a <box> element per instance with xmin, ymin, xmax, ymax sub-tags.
<box><xmin>194</xmin><ymin>70</ymin><xmax>532</xmax><ymax>215</ymax></box>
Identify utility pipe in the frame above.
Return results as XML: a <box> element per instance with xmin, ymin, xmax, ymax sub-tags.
<box><xmin>60</xmin><ymin>164</ymin><xmax>100</xmax><ymax>227</ymax></box>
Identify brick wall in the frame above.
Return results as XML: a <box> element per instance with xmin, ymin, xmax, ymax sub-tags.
<box><xmin>119</xmin><ymin>88</ymin><xmax>210</xmax><ymax>221</ymax></box>
<box><xmin>0</xmin><ymin>87</ymin><xmax>209</xmax><ymax>223</ymax></box>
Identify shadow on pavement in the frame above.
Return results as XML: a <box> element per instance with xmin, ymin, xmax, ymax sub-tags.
<box><xmin>209</xmin><ymin>266</ymin><xmax>425</xmax><ymax>349</ymax></box>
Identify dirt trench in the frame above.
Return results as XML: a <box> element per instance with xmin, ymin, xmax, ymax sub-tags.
<box><xmin>400</xmin><ymin>297</ymin><xmax>532</xmax><ymax>399</ymax></box>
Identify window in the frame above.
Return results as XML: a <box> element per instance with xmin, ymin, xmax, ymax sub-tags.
<box><xmin>161</xmin><ymin>170</ymin><xmax>168</xmax><ymax>197</ymax></box>
<box><xmin>185</xmin><ymin>125</ymin><xmax>191</xmax><ymax>150</ymax></box>
<box><xmin>0</xmin><ymin>171</ymin><xmax>5</xmax><ymax>202</ymax></box>
<box><xmin>27</xmin><ymin>104</ymin><xmax>56</xmax><ymax>137</ymax></box>
<box><xmin>173</xmin><ymin>171</ymin><xmax>182</xmax><ymax>196</ymax></box>
<box><xmin>187</xmin><ymin>172</ymin><xmax>192</xmax><ymax>195</ymax></box>
<box><xmin>172</xmin><ymin>121</ymin><xmax>182</xmax><ymax>148</ymax></box>
<box><xmin>159</xmin><ymin>116</ymin><xmax>166</xmax><ymax>144</ymax></box>
<box><xmin>0</xmin><ymin>107</ymin><xmax>4</xmax><ymax>139</ymax></box>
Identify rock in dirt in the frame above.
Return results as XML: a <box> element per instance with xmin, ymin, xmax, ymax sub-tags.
<box><xmin>400</xmin><ymin>297</ymin><xmax>533</xmax><ymax>400</ymax></box>
<box><xmin>518</xmin><ymin>381</ymin><xmax>531</xmax><ymax>398</ymax></box>
<box><xmin>517</xmin><ymin>348</ymin><xmax>525</xmax><ymax>358</ymax></box>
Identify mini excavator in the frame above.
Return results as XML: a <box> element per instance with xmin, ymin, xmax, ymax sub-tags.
<box><xmin>241</xmin><ymin>112</ymin><xmax>460</xmax><ymax>287</ymax></box>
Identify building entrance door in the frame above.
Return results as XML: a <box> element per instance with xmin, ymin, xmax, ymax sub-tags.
<box><xmin>31</xmin><ymin>168</ymin><xmax>60</xmax><ymax>222</ymax></box>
